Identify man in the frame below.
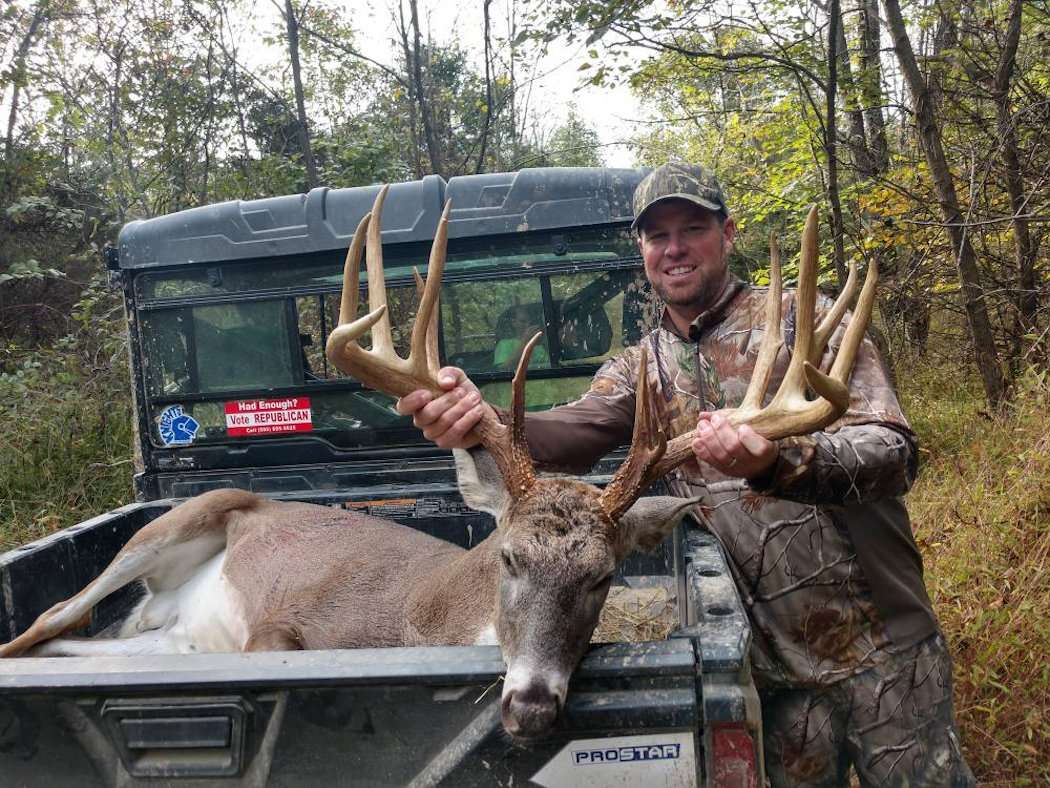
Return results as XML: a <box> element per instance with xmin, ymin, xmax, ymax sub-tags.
<box><xmin>398</xmin><ymin>163</ymin><xmax>973</xmax><ymax>786</ymax></box>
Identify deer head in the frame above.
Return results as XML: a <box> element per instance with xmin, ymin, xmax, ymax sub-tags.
<box><xmin>325</xmin><ymin>187</ymin><xmax>876</xmax><ymax>738</ymax></box>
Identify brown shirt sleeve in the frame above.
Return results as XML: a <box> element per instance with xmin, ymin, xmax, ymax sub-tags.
<box><xmin>523</xmin><ymin>352</ymin><xmax>639</xmax><ymax>473</ymax></box>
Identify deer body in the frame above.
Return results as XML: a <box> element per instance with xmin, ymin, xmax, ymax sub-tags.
<box><xmin>10</xmin><ymin>489</ymin><xmax>506</xmax><ymax>659</ymax></box>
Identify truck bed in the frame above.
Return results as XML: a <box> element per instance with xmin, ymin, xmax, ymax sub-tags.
<box><xmin>1</xmin><ymin>475</ymin><xmax>758</xmax><ymax>787</ymax></box>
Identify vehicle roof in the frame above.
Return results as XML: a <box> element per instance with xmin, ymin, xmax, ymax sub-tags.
<box><xmin>117</xmin><ymin>167</ymin><xmax>647</xmax><ymax>270</ymax></box>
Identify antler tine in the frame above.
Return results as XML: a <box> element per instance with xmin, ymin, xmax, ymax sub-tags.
<box><xmin>412</xmin><ymin>267</ymin><xmax>441</xmax><ymax>373</ymax></box>
<box><xmin>598</xmin><ymin>344</ymin><xmax>668</xmax><ymax>522</ymax></box>
<box><xmin>409</xmin><ymin>200</ymin><xmax>450</xmax><ymax>380</ymax></box>
<box><xmin>737</xmin><ymin>229</ymin><xmax>784</xmax><ymax>418</ymax></box>
<box><xmin>502</xmin><ymin>333</ymin><xmax>542</xmax><ymax>495</ymax></box>
<box><xmin>811</xmin><ymin>257</ymin><xmax>859</xmax><ymax>365</ymax></box>
<box><xmin>766</xmin><ymin>204</ymin><xmax>821</xmax><ymax>409</ymax></box>
<box><xmin>338</xmin><ymin>212</ymin><xmax>370</xmax><ymax>326</ymax></box>
<box><xmin>828</xmin><ymin>258</ymin><xmax>878</xmax><ymax>382</ymax></box>
<box><xmin>366</xmin><ymin>185</ymin><xmax>395</xmax><ymax>357</ymax></box>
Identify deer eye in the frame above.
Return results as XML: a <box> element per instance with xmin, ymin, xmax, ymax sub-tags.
<box><xmin>501</xmin><ymin>548</ymin><xmax>518</xmax><ymax>577</ymax></box>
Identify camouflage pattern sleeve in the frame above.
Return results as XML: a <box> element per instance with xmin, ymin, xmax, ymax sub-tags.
<box><xmin>747</xmin><ymin>309</ymin><xmax>919</xmax><ymax>504</ymax></box>
<box><xmin>523</xmin><ymin>348</ymin><xmax>640</xmax><ymax>473</ymax></box>
<box><xmin>748</xmin><ymin>423</ymin><xmax>918</xmax><ymax>504</ymax></box>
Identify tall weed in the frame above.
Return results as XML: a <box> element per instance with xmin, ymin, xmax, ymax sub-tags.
<box><xmin>900</xmin><ymin>361</ymin><xmax>1050</xmax><ymax>785</ymax></box>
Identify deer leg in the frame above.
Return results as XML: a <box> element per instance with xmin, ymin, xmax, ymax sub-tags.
<box><xmin>24</xmin><ymin>629</ymin><xmax>178</xmax><ymax>658</ymax></box>
<box><xmin>0</xmin><ymin>489</ymin><xmax>262</xmax><ymax>658</ymax></box>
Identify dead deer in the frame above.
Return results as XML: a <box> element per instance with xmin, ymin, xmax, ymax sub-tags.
<box><xmin>0</xmin><ymin>187</ymin><xmax>875</xmax><ymax>740</ymax></box>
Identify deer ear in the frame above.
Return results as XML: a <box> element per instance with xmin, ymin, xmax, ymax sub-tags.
<box><xmin>618</xmin><ymin>496</ymin><xmax>701</xmax><ymax>553</ymax></box>
<box><xmin>453</xmin><ymin>447</ymin><xmax>511</xmax><ymax>519</ymax></box>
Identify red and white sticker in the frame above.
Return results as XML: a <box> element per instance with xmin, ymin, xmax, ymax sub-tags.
<box><xmin>225</xmin><ymin>397</ymin><xmax>312</xmax><ymax>437</ymax></box>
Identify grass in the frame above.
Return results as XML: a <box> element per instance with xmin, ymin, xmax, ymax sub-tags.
<box><xmin>0</xmin><ymin>346</ymin><xmax>134</xmax><ymax>552</ymax></box>
<box><xmin>899</xmin><ymin>360</ymin><xmax>1050</xmax><ymax>785</ymax></box>
<box><xmin>0</xmin><ymin>337</ymin><xmax>1046</xmax><ymax>782</ymax></box>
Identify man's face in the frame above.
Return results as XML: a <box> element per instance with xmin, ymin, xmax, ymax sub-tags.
<box><xmin>637</xmin><ymin>200</ymin><xmax>737</xmax><ymax>321</ymax></box>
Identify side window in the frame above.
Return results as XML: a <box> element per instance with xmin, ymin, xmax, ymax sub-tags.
<box><xmin>196</xmin><ymin>302</ymin><xmax>295</xmax><ymax>391</ymax></box>
<box><xmin>142</xmin><ymin>300</ymin><xmax>295</xmax><ymax>395</ymax></box>
<box><xmin>141</xmin><ymin>309</ymin><xmax>192</xmax><ymax>395</ymax></box>
<box><xmin>552</xmin><ymin>269</ymin><xmax>650</xmax><ymax>365</ymax></box>
<box><xmin>442</xmin><ymin>278</ymin><xmax>551</xmax><ymax>373</ymax></box>
<box><xmin>437</xmin><ymin>268</ymin><xmax>652</xmax><ymax>379</ymax></box>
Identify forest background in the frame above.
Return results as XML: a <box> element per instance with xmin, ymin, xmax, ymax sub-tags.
<box><xmin>1</xmin><ymin>0</ymin><xmax>1047</xmax><ymax>781</ymax></box>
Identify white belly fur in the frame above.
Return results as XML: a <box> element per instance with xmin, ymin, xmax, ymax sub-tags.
<box><xmin>123</xmin><ymin>549</ymin><xmax>250</xmax><ymax>654</ymax></box>
<box><xmin>31</xmin><ymin>550</ymin><xmax>250</xmax><ymax>658</ymax></box>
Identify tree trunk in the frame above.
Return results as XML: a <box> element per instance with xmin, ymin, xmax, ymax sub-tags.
<box><xmin>282</xmin><ymin>0</ymin><xmax>319</xmax><ymax>189</ymax></box>
<box><xmin>474</xmin><ymin>0</ymin><xmax>494</xmax><ymax>174</ymax></box>
<box><xmin>3</xmin><ymin>3</ymin><xmax>48</xmax><ymax>196</ymax></box>
<box><xmin>835</xmin><ymin>8</ymin><xmax>873</xmax><ymax>176</ymax></box>
<box><xmin>882</xmin><ymin>0</ymin><xmax>1007</xmax><ymax>408</ymax></box>
<box><xmin>856</xmin><ymin>0</ymin><xmax>888</xmax><ymax>174</ymax></box>
<box><xmin>406</xmin><ymin>0</ymin><xmax>444</xmax><ymax>177</ymax></box>
<box><xmin>992</xmin><ymin>0</ymin><xmax>1037</xmax><ymax>373</ymax></box>
<box><xmin>107</xmin><ymin>43</ymin><xmax>127</xmax><ymax>222</ymax></box>
<box><xmin>395</xmin><ymin>3</ymin><xmax>423</xmax><ymax>178</ymax></box>
<box><xmin>825</xmin><ymin>0</ymin><xmax>848</xmax><ymax>288</ymax></box>
<box><xmin>928</xmin><ymin>3</ymin><xmax>958</xmax><ymax>116</ymax></box>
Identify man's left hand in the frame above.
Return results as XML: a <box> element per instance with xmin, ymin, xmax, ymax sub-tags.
<box><xmin>691</xmin><ymin>411</ymin><xmax>778</xmax><ymax>479</ymax></box>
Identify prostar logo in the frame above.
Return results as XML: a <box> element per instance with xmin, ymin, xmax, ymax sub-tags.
<box><xmin>531</xmin><ymin>731</ymin><xmax>697</xmax><ymax>788</ymax></box>
<box><xmin>573</xmin><ymin>743</ymin><xmax>681</xmax><ymax>765</ymax></box>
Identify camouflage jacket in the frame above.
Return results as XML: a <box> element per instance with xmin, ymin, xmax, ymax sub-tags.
<box><xmin>526</xmin><ymin>279</ymin><xmax>938</xmax><ymax>688</ymax></box>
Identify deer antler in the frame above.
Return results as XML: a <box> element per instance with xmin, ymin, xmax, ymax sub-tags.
<box><xmin>599</xmin><ymin>205</ymin><xmax>878</xmax><ymax>519</ymax></box>
<box><xmin>597</xmin><ymin>343</ymin><xmax>667</xmax><ymax>521</ymax></box>
<box><xmin>325</xmin><ymin>186</ymin><xmax>537</xmax><ymax>498</ymax></box>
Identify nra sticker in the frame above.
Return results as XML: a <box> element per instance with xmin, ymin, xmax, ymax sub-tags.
<box><xmin>225</xmin><ymin>397</ymin><xmax>313</xmax><ymax>437</ymax></box>
<box><xmin>158</xmin><ymin>405</ymin><xmax>200</xmax><ymax>446</ymax></box>
<box><xmin>531</xmin><ymin>731</ymin><xmax>697</xmax><ymax>788</ymax></box>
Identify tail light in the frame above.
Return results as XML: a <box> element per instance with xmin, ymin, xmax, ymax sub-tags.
<box><xmin>711</xmin><ymin>721</ymin><xmax>758</xmax><ymax>788</ymax></box>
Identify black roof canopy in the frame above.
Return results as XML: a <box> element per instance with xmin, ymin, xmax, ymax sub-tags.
<box><xmin>117</xmin><ymin>167</ymin><xmax>647</xmax><ymax>270</ymax></box>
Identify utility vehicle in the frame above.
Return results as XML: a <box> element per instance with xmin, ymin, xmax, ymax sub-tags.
<box><xmin>0</xmin><ymin>167</ymin><xmax>761</xmax><ymax>787</ymax></box>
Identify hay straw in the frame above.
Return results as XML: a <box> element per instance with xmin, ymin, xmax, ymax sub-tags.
<box><xmin>592</xmin><ymin>585</ymin><xmax>676</xmax><ymax>643</ymax></box>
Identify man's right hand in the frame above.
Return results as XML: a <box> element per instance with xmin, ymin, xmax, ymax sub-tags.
<box><xmin>395</xmin><ymin>367</ymin><xmax>490</xmax><ymax>449</ymax></box>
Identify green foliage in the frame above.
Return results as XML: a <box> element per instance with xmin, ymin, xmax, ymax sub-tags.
<box><xmin>519</xmin><ymin>104</ymin><xmax>606</xmax><ymax>168</ymax></box>
<box><xmin>0</xmin><ymin>277</ymin><xmax>133</xmax><ymax>551</ymax></box>
<box><xmin>0</xmin><ymin>258</ymin><xmax>65</xmax><ymax>284</ymax></box>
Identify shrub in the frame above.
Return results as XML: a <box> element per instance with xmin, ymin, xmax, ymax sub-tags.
<box><xmin>0</xmin><ymin>278</ymin><xmax>134</xmax><ymax>551</ymax></box>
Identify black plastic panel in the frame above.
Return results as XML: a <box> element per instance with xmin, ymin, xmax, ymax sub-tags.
<box><xmin>117</xmin><ymin>168</ymin><xmax>648</xmax><ymax>269</ymax></box>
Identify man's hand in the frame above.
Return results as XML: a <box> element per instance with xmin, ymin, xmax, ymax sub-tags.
<box><xmin>691</xmin><ymin>411</ymin><xmax>778</xmax><ymax>479</ymax></box>
<box><xmin>395</xmin><ymin>367</ymin><xmax>491</xmax><ymax>449</ymax></box>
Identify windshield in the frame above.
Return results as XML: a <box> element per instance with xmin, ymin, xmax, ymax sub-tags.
<box><xmin>135</xmin><ymin>227</ymin><xmax>658</xmax><ymax>451</ymax></box>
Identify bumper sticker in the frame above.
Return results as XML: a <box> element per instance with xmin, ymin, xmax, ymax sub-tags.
<box><xmin>158</xmin><ymin>405</ymin><xmax>200</xmax><ymax>446</ymax></box>
<box><xmin>225</xmin><ymin>397</ymin><xmax>313</xmax><ymax>437</ymax></box>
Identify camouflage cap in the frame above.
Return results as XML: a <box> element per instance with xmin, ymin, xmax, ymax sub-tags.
<box><xmin>632</xmin><ymin>162</ymin><xmax>729</xmax><ymax>231</ymax></box>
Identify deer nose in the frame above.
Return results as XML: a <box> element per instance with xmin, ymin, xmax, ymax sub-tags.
<box><xmin>501</xmin><ymin>681</ymin><xmax>561</xmax><ymax>739</ymax></box>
